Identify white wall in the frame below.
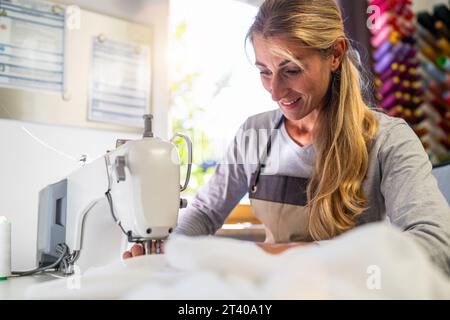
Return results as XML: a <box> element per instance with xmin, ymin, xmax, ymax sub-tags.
<box><xmin>412</xmin><ymin>0</ymin><xmax>447</xmax><ymax>12</ymax></box>
<box><xmin>0</xmin><ymin>0</ymin><xmax>170</xmax><ymax>271</ymax></box>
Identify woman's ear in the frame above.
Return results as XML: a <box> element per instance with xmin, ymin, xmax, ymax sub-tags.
<box><xmin>331</xmin><ymin>38</ymin><xmax>346</xmax><ymax>71</ymax></box>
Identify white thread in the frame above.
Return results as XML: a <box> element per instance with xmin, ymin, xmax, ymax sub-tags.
<box><xmin>21</xmin><ymin>126</ymin><xmax>78</xmax><ymax>162</ymax></box>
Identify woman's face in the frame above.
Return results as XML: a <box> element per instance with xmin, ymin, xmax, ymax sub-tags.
<box><xmin>253</xmin><ymin>34</ymin><xmax>336</xmax><ymax>122</ymax></box>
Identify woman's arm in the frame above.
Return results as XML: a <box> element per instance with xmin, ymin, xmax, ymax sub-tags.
<box><xmin>173</xmin><ymin>126</ymin><xmax>250</xmax><ymax>237</ymax></box>
<box><xmin>379</xmin><ymin>121</ymin><xmax>450</xmax><ymax>275</ymax></box>
<box><xmin>174</xmin><ymin>162</ymin><xmax>249</xmax><ymax>236</ymax></box>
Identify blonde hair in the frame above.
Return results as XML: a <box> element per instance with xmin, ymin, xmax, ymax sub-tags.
<box><xmin>247</xmin><ymin>0</ymin><xmax>379</xmax><ymax>240</ymax></box>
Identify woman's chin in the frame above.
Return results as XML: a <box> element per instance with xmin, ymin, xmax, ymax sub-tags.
<box><xmin>280</xmin><ymin>108</ymin><xmax>307</xmax><ymax>121</ymax></box>
<box><xmin>279</xmin><ymin>102</ymin><xmax>318</xmax><ymax>122</ymax></box>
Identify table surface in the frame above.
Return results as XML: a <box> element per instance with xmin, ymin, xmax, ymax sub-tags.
<box><xmin>0</xmin><ymin>273</ymin><xmax>59</xmax><ymax>300</ymax></box>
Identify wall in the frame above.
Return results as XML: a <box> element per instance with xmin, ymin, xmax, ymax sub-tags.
<box><xmin>54</xmin><ymin>0</ymin><xmax>171</xmax><ymax>138</ymax></box>
<box><xmin>412</xmin><ymin>0</ymin><xmax>447</xmax><ymax>12</ymax></box>
<box><xmin>0</xmin><ymin>0</ymin><xmax>170</xmax><ymax>271</ymax></box>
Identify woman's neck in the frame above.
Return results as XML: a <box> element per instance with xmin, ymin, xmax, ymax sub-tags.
<box><xmin>284</xmin><ymin>109</ymin><xmax>319</xmax><ymax>147</ymax></box>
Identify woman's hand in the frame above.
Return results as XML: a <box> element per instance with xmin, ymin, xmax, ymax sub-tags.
<box><xmin>255</xmin><ymin>242</ymin><xmax>313</xmax><ymax>254</ymax></box>
<box><xmin>122</xmin><ymin>240</ymin><xmax>165</xmax><ymax>260</ymax></box>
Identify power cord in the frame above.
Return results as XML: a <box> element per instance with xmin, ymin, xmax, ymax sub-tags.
<box><xmin>105</xmin><ymin>190</ymin><xmax>128</xmax><ymax>237</ymax></box>
<box><xmin>11</xmin><ymin>243</ymin><xmax>70</xmax><ymax>277</ymax></box>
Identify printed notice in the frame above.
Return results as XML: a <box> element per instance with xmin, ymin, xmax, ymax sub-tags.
<box><xmin>88</xmin><ymin>36</ymin><xmax>150</xmax><ymax>127</ymax></box>
<box><xmin>0</xmin><ymin>0</ymin><xmax>65</xmax><ymax>93</ymax></box>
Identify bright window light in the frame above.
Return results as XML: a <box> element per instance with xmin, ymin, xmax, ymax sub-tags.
<box><xmin>169</xmin><ymin>0</ymin><xmax>276</xmax><ymax>195</ymax></box>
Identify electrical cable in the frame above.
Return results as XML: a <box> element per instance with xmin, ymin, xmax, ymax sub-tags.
<box><xmin>11</xmin><ymin>243</ymin><xmax>69</xmax><ymax>277</ymax></box>
<box><xmin>105</xmin><ymin>190</ymin><xmax>128</xmax><ymax>237</ymax></box>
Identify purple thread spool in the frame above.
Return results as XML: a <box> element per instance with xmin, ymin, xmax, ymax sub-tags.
<box><xmin>374</xmin><ymin>43</ymin><xmax>404</xmax><ymax>74</ymax></box>
<box><xmin>379</xmin><ymin>76</ymin><xmax>400</xmax><ymax>97</ymax></box>
<box><xmin>380</xmin><ymin>63</ymin><xmax>400</xmax><ymax>82</ymax></box>
<box><xmin>402</xmin><ymin>47</ymin><xmax>417</xmax><ymax>60</ymax></box>
<box><xmin>375</xmin><ymin>51</ymin><xmax>396</xmax><ymax>74</ymax></box>
<box><xmin>381</xmin><ymin>91</ymin><xmax>403</xmax><ymax>109</ymax></box>
<box><xmin>396</xmin><ymin>44</ymin><xmax>416</xmax><ymax>63</ymax></box>
<box><xmin>373</xmin><ymin>40</ymin><xmax>393</xmax><ymax>61</ymax></box>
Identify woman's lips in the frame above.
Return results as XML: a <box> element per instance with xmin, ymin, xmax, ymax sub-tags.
<box><xmin>280</xmin><ymin>97</ymin><xmax>301</xmax><ymax>109</ymax></box>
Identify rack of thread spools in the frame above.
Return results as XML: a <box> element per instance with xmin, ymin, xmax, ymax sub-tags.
<box><xmin>414</xmin><ymin>2</ymin><xmax>450</xmax><ymax>164</ymax></box>
<box><xmin>369</xmin><ymin>0</ymin><xmax>450</xmax><ymax>164</ymax></box>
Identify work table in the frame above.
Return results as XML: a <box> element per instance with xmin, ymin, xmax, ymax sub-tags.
<box><xmin>0</xmin><ymin>273</ymin><xmax>59</xmax><ymax>299</ymax></box>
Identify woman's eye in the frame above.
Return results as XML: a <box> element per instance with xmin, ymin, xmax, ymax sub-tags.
<box><xmin>259</xmin><ymin>70</ymin><xmax>271</xmax><ymax>76</ymax></box>
<box><xmin>285</xmin><ymin>69</ymin><xmax>302</xmax><ymax>76</ymax></box>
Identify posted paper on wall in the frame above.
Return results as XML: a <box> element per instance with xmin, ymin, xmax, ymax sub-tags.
<box><xmin>88</xmin><ymin>36</ymin><xmax>151</xmax><ymax>127</ymax></box>
<box><xmin>0</xmin><ymin>0</ymin><xmax>65</xmax><ymax>93</ymax></box>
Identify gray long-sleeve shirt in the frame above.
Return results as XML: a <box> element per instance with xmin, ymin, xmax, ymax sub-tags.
<box><xmin>174</xmin><ymin>109</ymin><xmax>450</xmax><ymax>275</ymax></box>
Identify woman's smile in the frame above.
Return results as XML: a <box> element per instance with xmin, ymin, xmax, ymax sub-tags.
<box><xmin>279</xmin><ymin>96</ymin><xmax>301</xmax><ymax>109</ymax></box>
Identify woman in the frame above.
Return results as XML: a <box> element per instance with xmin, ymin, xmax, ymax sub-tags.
<box><xmin>124</xmin><ymin>0</ymin><xmax>450</xmax><ymax>275</ymax></box>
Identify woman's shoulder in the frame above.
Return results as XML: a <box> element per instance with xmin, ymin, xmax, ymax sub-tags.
<box><xmin>372</xmin><ymin>109</ymin><xmax>411</xmax><ymax>140</ymax></box>
<box><xmin>373</xmin><ymin>109</ymin><xmax>407</xmax><ymax>130</ymax></box>
<box><xmin>371</xmin><ymin>109</ymin><xmax>423</xmax><ymax>150</ymax></box>
<box><xmin>240</xmin><ymin>108</ymin><xmax>282</xmax><ymax>130</ymax></box>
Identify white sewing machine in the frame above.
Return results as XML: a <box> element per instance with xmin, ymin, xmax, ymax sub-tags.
<box><xmin>35</xmin><ymin>115</ymin><xmax>192</xmax><ymax>275</ymax></box>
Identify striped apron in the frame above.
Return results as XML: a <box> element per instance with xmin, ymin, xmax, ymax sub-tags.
<box><xmin>248</xmin><ymin>115</ymin><xmax>313</xmax><ymax>243</ymax></box>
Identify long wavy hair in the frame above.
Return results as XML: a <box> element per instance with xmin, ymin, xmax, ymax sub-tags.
<box><xmin>247</xmin><ymin>0</ymin><xmax>379</xmax><ymax>240</ymax></box>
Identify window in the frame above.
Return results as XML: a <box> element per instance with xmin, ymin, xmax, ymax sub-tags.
<box><xmin>169</xmin><ymin>0</ymin><xmax>276</xmax><ymax>196</ymax></box>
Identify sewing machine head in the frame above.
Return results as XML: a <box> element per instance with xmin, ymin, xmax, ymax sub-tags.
<box><xmin>36</xmin><ymin>115</ymin><xmax>192</xmax><ymax>274</ymax></box>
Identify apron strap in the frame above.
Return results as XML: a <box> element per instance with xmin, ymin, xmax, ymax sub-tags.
<box><xmin>250</xmin><ymin>114</ymin><xmax>284</xmax><ymax>193</ymax></box>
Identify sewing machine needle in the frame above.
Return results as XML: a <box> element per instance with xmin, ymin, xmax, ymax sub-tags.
<box><xmin>155</xmin><ymin>240</ymin><xmax>161</xmax><ymax>254</ymax></box>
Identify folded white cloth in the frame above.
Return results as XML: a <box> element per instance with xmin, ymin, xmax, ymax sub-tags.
<box><xmin>26</xmin><ymin>222</ymin><xmax>450</xmax><ymax>299</ymax></box>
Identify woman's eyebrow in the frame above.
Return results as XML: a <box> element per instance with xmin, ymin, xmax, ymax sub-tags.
<box><xmin>255</xmin><ymin>59</ymin><xmax>301</xmax><ymax>67</ymax></box>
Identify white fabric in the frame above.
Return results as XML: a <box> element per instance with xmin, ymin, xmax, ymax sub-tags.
<box><xmin>26</xmin><ymin>223</ymin><xmax>450</xmax><ymax>299</ymax></box>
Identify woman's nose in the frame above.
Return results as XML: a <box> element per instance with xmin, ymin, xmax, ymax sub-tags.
<box><xmin>269</xmin><ymin>75</ymin><xmax>288</xmax><ymax>102</ymax></box>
